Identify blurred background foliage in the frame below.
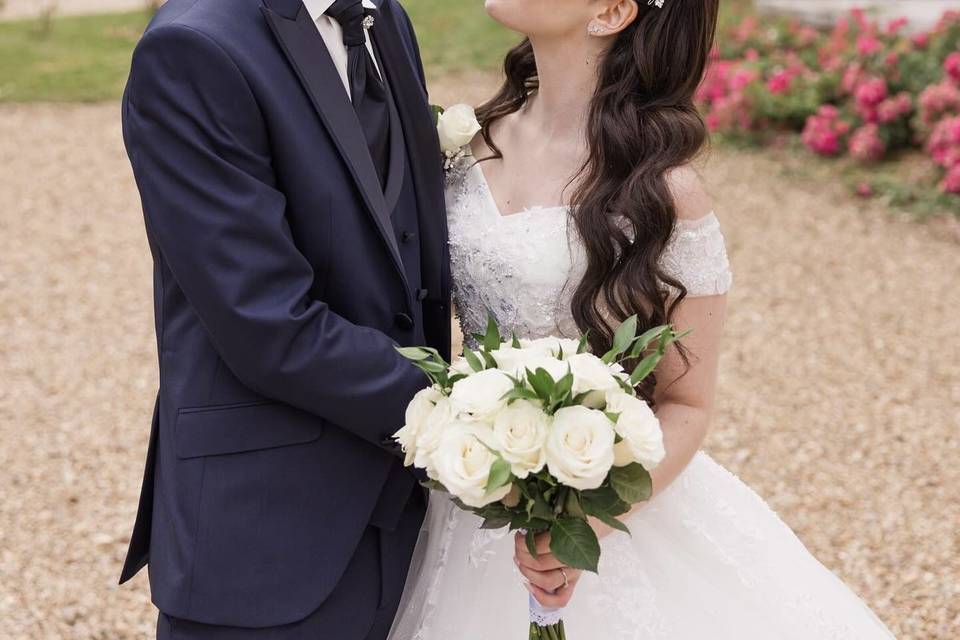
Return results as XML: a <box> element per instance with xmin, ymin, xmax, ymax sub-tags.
<box><xmin>0</xmin><ymin>0</ymin><xmax>955</xmax><ymax>217</ymax></box>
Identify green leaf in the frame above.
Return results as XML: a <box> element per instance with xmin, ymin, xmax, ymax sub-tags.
<box><xmin>604</xmin><ymin>411</ymin><xmax>621</xmax><ymax>424</ymax></box>
<box><xmin>590</xmin><ymin>509</ymin><xmax>631</xmax><ymax>535</ymax></box>
<box><xmin>552</xmin><ymin>368</ymin><xmax>574</xmax><ymax>404</ymax></box>
<box><xmin>417</xmin><ymin>360</ymin><xmax>448</xmax><ymax>374</ymax></box>
<box><xmin>576</xmin><ymin>332</ymin><xmax>590</xmax><ymax>354</ymax></box>
<box><xmin>629</xmin><ymin>352</ymin><xmax>662</xmax><ymax>386</ymax></box>
<box><xmin>610</xmin><ymin>463</ymin><xmax>653</xmax><ymax>504</ymax></box>
<box><xmin>612</xmin><ymin>315</ymin><xmax>639</xmax><ymax>354</ymax></box>
<box><xmin>480</xmin><ymin>515</ymin><xmax>513</xmax><ymax>530</ymax></box>
<box><xmin>396</xmin><ymin>346</ymin><xmax>432</xmax><ymax>361</ymax></box>
<box><xmin>430</xmin><ymin>104</ymin><xmax>444</xmax><ymax>125</ymax></box>
<box><xmin>615</xmin><ymin>375</ymin><xmax>635</xmax><ymax>395</ymax></box>
<box><xmin>502</xmin><ymin>387</ymin><xmax>541</xmax><ymax>404</ymax></box>
<box><xmin>485</xmin><ymin>458</ymin><xmax>513</xmax><ymax>494</ymax></box>
<box><xmin>526</xmin><ymin>529</ymin><xmax>539</xmax><ymax>559</ymax></box>
<box><xmin>525</xmin><ymin>367</ymin><xmax>555</xmax><ymax>400</ymax></box>
<box><xmin>580</xmin><ymin>485</ymin><xmax>631</xmax><ymax>518</ymax></box>
<box><xmin>463</xmin><ymin>348</ymin><xmax>484</xmax><ymax>373</ymax></box>
<box><xmin>549</xmin><ymin>517</ymin><xmax>601</xmax><ymax>573</ymax></box>
<box><xmin>480</xmin><ymin>350</ymin><xmax>498</xmax><ymax>370</ymax></box>
<box><xmin>512</xmin><ymin>333</ymin><xmax>522</xmax><ymax>348</ymax></box>
<box><xmin>420</xmin><ymin>479</ymin><xmax>448</xmax><ymax>492</ymax></box>
<box><xmin>602</xmin><ymin>315</ymin><xmax>638</xmax><ymax>363</ymax></box>
<box><xmin>564</xmin><ymin>490</ymin><xmax>586</xmax><ymax>520</ymax></box>
<box><xmin>628</xmin><ymin>325</ymin><xmax>671</xmax><ymax>358</ymax></box>
<box><xmin>483</xmin><ymin>315</ymin><xmax>502</xmax><ymax>352</ymax></box>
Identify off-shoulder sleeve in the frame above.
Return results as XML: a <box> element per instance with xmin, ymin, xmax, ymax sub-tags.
<box><xmin>660</xmin><ymin>212</ymin><xmax>732</xmax><ymax>297</ymax></box>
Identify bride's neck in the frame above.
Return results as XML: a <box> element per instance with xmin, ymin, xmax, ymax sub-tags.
<box><xmin>523</xmin><ymin>34</ymin><xmax>603</xmax><ymax>142</ymax></box>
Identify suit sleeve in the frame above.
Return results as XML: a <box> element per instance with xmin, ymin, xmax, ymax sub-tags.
<box><xmin>124</xmin><ymin>25</ymin><xmax>426</xmax><ymax>449</ymax></box>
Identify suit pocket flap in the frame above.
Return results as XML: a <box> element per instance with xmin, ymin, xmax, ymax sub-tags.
<box><xmin>175</xmin><ymin>401</ymin><xmax>324</xmax><ymax>459</ymax></box>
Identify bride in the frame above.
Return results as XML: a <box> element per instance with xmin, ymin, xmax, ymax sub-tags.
<box><xmin>390</xmin><ymin>0</ymin><xmax>896</xmax><ymax>638</ymax></box>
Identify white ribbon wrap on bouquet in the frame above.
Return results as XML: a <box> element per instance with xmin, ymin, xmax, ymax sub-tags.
<box><xmin>529</xmin><ymin>594</ymin><xmax>566</xmax><ymax>626</ymax></box>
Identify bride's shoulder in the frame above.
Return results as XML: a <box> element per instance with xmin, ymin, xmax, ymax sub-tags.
<box><xmin>666</xmin><ymin>165</ymin><xmax>715</xmax><ymax>223</ymax></box>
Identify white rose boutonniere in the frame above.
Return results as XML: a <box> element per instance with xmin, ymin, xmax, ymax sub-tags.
<box><xmin>434</xmin><ymin>103</ymin><xmax>480</xmax><ymax>173</ymax></box>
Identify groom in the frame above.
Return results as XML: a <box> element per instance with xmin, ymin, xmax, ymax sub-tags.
<box><xmin>118</xmin><ymin>0</ymin><xmax>449</xmax><ymax>638</ymax></box>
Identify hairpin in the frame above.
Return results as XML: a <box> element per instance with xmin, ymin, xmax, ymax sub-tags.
<box><xmin>648</xmin><ymin>0</ymin><xmax>665</xmax><ymax>7</ymax></box>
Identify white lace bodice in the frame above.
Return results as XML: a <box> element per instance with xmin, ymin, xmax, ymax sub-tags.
<box><xmin>447</xmin><ymin>157</ymin><xmax>732</xmax><ymax>341</ymax></box>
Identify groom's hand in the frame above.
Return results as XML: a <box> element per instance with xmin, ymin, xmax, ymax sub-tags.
<box><xmin>514</xmin><ymin>532</ymin><xmax>583</xmax><ymax>608</ymax></box>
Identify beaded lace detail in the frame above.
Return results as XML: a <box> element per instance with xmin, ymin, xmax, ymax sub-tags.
<box><xmin>447</xmin><ymin>157</ymin><xmax>732</xmax><ymax>343</ymax></box>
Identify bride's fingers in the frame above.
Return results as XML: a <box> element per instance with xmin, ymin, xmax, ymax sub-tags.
<box><xmin>514</xmin><ymin>531</ymin><xmax>553</xmax><ymax>556</ymax></box>
<box><xmin>515</xmin><ymin>560</ymin><xmax>567</xmax><ymax>592</ymax></box>
<box><xmin>513</xmin><ymin>533</ymin><xmax>564</xmax><ymax>571</ymax></box>
<box><xmin>525</xmin><ymin>579</ymin><xmax>579</xmax><ymax>609</ymax></box>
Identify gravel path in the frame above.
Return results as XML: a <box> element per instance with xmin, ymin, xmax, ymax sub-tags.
<box><xmin>1</xmin><ymin>99</ymin><xmax>957</xmax><ymax>639</ymax></box>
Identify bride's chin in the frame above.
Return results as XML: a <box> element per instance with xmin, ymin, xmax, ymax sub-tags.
<box><xmin>483</xmin><ymin>0</ymin><xmax>524</xmax><ymax>32</ymax></box>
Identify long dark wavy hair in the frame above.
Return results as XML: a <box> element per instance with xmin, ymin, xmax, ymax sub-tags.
<box><xmin>476</xmin><ymin>0</ymin><xmax>719</xmax><ymax>398</ymax></box>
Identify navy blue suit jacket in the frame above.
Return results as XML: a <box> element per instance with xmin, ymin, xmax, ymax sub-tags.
<box><xmin>119</xmin><ymin>0</ymin><xmax>449</xmax><ymax>628</ymax></box>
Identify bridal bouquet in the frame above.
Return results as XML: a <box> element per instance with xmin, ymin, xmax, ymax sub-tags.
<box><xmin>394</xmin><ymin>315</ymin><xmax>684</xmax><ymax>640</ymax></box>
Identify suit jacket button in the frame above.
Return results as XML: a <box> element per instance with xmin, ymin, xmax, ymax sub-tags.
<box><xmin>394</xmin><ymin>313</ymin><xmax>414</xmax><ymax>330</ymax></box>
<box><xmin>401</xmin><ymin>231</ymin><xmax>415</xmax><ymax>243</ymax></box>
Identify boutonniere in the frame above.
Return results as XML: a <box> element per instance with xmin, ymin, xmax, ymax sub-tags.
<box><xmin>433</xmin><ymin>103</ymin><xmax>481</xmax><ymax>174</ymax></box>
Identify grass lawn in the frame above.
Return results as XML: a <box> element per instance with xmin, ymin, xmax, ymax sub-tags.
<box><xmin>0</xmin><ymin>10</ymin><xmax>151</xmax><ymax>102</ymax></box>
<box><xmin>0</xmin><ymin>1</ymin><xmax>511</xmax><ymax>103</ymax></box>
<box><xmin>0</xmin><ymin>0</ymin><xmax>750</xmax><ymax>102</ymax></box>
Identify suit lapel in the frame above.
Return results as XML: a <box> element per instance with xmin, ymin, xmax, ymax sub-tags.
<box><xmin>371</xmin><ymin>3</ymin><xmax>448</xmax><ymax>303</ymax></box>
<box><xmin>261</xmin><ymin>1</ymin><xmax>408</xmax><ymax>292</ymax></box>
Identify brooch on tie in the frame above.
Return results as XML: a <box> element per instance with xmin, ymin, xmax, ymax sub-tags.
<box><xmin>362</xmin><ymin>15</ymin><xmax>375</xmax><ymax>29</ymax></box>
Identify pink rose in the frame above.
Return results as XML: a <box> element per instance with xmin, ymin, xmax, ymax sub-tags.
<box><xmin>856</xmin><ymin>35</ymin><xmax>881</xmax><ymax>57</ymax></box>
<box><xmin>876</xmin><ymin>92</ymin><xmax>913</xmax><ymax>123</ymax></box>
<box><xmin>802</xmin><ymin>107</ymin><xmax>849</xmax><ymax>157</ymax></box>
<box><xmin>940</xmin><ymin>164</ymin><xmax>960</xmax><ymax>195</ymax></box>
<box><xmin>855</xmin><ymin>78</ymin><xmax>888</xmax><ymax>108</ymax></box>
<box><xmin>856</xmin><ymin>182</ymin><xmax>875</xmax><ymax>198</ymax></box>
<box><xmin>886</xmin><ymin>17</ymin><xmax>909</xmax><ymax>36</ymax></box>
<box><xmin>730</xmin><ymin>67</ymin><xmax>758</xmax><ymax>91</ymax></box>
<box><xmin>849</xmin><ymin>124</ymin><xmax>886</xmax><ymax>162</ymax></box>
<box><xmin>767</xmin><ymin>70</ymin><xmax>793</xmax><ymax>95</ymax></box>
<box><xmin>945</xmin><ymin>53</ymin><xmax>960</xmax><ymax>84</ymax></box>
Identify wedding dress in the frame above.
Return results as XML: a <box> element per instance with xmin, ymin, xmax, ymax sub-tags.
<box><xmin>387</xmin><ymin>157</ymin><xmax>896</xmax><ymax>639</ymax></box>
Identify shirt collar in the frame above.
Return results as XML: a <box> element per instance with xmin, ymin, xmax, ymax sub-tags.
<box><xmin>303</xmin><ymin>0</ymin><xmax>378</xmax><ymax>23</ymax></box>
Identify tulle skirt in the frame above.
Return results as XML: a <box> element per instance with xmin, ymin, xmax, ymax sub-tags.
<box><xmin>388</xmin><ymin>452</ymin><xmax>895</xmax><ymax>639</ymax></box>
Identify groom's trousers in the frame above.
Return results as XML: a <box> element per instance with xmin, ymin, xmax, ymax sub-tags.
<box><xmin>156</xmin><ymin>488</ymin><xmax>426</xmax><ymax>640</ymax></box>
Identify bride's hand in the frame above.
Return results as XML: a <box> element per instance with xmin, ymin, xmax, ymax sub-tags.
<box><xmin>513</xmin><ymin>531</ymin><xmax>583</xmax><ymax>609</ymax></box>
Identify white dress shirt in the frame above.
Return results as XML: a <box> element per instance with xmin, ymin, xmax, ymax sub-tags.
<box><xmin>302</xmin><ymin>0</ymin><xmax>382</xmax><ymax>99</ymax></box>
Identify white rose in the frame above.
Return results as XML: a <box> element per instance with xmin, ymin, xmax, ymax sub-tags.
<box><xmin>518</xmin><ymin>337</ymin><xmax>582</xmax><ymax>359</ymax></box>
<box><xmin>545</xmin><ymin>405</ymin><xmax>616</xmax><ymax>491</ymax></box>
<box><xmin>412</xmin><ymin>396</ymin><xmax>456</xmax><ymax>476</ymax></box>
<box><xmin>437</xmin><ymin>104</ymin><xmax>481</xmax><ymax>153</ymax></box>
<box><xmin>523</xmin><ymin>356</ymin><xmax>571</xmax><ymax>383</ymax></box>
<box><xmin>394</xmin><ymin>386</ymin><xmax>443</xmax><ymax>466</ymax></box>
<box><xmin>448</xmin><ymin>356</ymin><xmax>474</xmax><ymax>377</ymax></box>
<box><xmin>448</xmin><ymin>369</ymin><xmax>514</xmax><ymax>422</ymax></box>
<box><xmin>492</xmin><ymin>400</ymin><xmax>549</xmax><ymax>478</ymax></box>
<box><xmin>432</xmin><ymin>422</ymin><xmax>513</xmax><ymax>508</ymax></box>
<box><xmin>491</xmin><ymin>346</ymin><xmax>562</xmax><ymax>378</ymax></box>
<box><xmin>606</xmin><ymin>391</ymin><xmax>665</xmax><ymax>470</ymax></box>
<box><xmin>566</xmin><ymin>352</ymin><xmax>623</xmax><ymax>408</ymax></box>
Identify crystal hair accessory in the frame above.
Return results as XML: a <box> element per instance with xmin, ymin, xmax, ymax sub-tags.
<box><xmin>648</xmin><ymin>0</ymin><xmax>665</xmax><ymax>7</ymax></box>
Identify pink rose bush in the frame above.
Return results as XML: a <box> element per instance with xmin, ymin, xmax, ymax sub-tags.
<box><xmin>700</xmin><ymin>9</ymin><xmax>960</xmax><ymax>198</ymax></box>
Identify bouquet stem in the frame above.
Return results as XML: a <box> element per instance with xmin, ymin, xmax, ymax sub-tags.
<box><xmin>529</xmin><ymin>620</ymin><xmax>566</xmax><ymax>640</ymax></box>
